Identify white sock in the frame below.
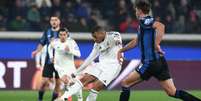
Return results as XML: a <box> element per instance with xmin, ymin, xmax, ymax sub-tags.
<box><xmin>86</xmin><ymin>89</ymin><xmax>99</xmax><ymax>101</ymax></box>
<box><xmin>76</xmin><ymin>89</ymin><xmax>83</xmax><ymax>101</ymax></box>
<box><xmin>60</xmin><ymin>79</ymin><xmax>83</xmax><ymax>99</ymax></box>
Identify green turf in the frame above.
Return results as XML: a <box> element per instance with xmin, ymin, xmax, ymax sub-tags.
<box><xmin>0</xmin><ymin>90</ymin><xmax>200</xmax><ymax>101</ymax></box>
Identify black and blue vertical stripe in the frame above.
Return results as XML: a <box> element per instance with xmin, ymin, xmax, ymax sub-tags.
<box><xmin>138</xmin><ymin>16</ymin><xmax>159</xmax><ymax>63</ymax></box>
<box><xmin>39</xmin><ymin>28</ymin><xmax>59</xmax><ymax>64</ymax></box>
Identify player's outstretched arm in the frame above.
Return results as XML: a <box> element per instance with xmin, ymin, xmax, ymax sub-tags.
<box><xmin>117</xmin><ymin>37</ymin><xmax>137</xmax><ymax>63</ymax></box>
<box><xmin>74</xmin><ymin>46</ymin><xmax>99</xmax><ymax>76</ymax></box>
<box><xmin>32</xmin><ymin>31</ymin><xmax>47</xmax><ymax>58</ymax></box>
<box><xmin>32</xmin><ymin>44</ymin><xmax>44</xmax><ymax>58</ymax></box>
<box><xmin>120</xmin><ymin>36</ymin><xmax>138</xmax><ymax>53</ymax></box>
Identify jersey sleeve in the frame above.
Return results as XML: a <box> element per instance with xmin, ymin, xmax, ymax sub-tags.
<box><xmin>39</xmin><ymin>30</ymin><xmax>47</xmax><ymax>46</ymax></box>
<box><xmin>75</xmin><ymin>44</ymin><xmax>99</xmax><ymax>75</ymax></box>
<box><xmin>48</xmin><ymin>40</ymin><xmax>55</xmax><ymax>59</ymax></box>
<box><xmin>68</xmin><ymin>39</ymin><xmax>81</xmax><ymax>57</ymax></box>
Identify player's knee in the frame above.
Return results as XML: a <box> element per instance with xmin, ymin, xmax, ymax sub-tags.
<box><xmin>80</xmin><ymin>74</ymin><xmax>96</xmax><ymax>86</ymax></box>
<box><xmin>80</xmin><ymin>76</ymin><xmax>87</xmax><ymax>83</ymax></box>
<box><xmin>166</xmin><ymin>89</ymin><xmax>176</xmax><ymax>97</ymax></box>
<box><xmin>61</xmin><ymin>76</ymin><xmax>69</xmax><ymax>84</ymax></box>
<box><xmin>93</xmin><ymin>81</ymin><xmax>105</xmax><ymax>91</ymax></box>
<box><xmin>41</xmin><ymin>79</ymin><xmax>49</xmax><ymax>86</ymax></box>
<box><xmin>121</xmin><ymin>79</ymin><xmax>130</xmax><ymax>88</ymax></box>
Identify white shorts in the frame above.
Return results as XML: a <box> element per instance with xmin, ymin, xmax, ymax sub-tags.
<box><xmin>54</xmin><ymin>65</ymin><xmax>76</xmax><ymax>78</ymax></box>
<box><xmin>85</xmin><ymin>62</ymin><xmax>121</xmax><ymax>86</ymax></box>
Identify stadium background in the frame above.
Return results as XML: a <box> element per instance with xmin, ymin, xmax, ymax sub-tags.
<box><xmin>0</xmin><ymin>0</ymin><xmax>201</xmax><ymax>101</ymax></box>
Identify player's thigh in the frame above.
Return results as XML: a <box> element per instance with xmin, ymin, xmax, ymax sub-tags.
<box><xmin>80</xmin><ymin>73</ymin><xmax>97</xmax><ymax>86</ymax></box>
<box><xmin>91</xmin><ymin>80</ymin><xmax>105</xmax><ymax>91</ymax></box>
<box><xmin>159</xmin><ymin>79</ymin><xmax>176</xmax><ymax>96</ymax></box>
<box><xmin>98</xmin><ymin>64</ymin><xmax>121</xmax><ymax>86</ymax></box>
<box><xmin>121</xmin><ymin>71</ymin><xmax>142</xmax><ymax>87</ymax></box>
<box><xmin>41</xmin><ymin>77</ymin><xmax>51</xmax><ymax>84</ymax></box>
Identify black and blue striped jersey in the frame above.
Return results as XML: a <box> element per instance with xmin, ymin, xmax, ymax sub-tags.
<box><xmin>39</xmin><ymin>28</ymin><xmax>59</xmax><ymax>64</ymax></box>
<box><xmin>137</xmin><ymin>16</ymin><xmax>160</xmax><ymax>62</ymax></box>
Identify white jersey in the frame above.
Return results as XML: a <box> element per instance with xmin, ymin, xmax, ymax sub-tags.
<box><xmin>48</xmin><ymin>37</ymin><xmax>81</xmax><ymax>77</ymax></box>
<box><xmin>76</xmin><ymin>32</ymin><xmax>122</xmax><ymax>74</ymax></box>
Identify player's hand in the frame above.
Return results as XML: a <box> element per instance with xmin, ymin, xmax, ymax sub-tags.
<box><xmin>50</xmin><ymin>58</ymin><xmax>55</xmax><ymax>63</ymax></box>
<box><xmin>31</xmin><ymin>50</ymin><xmax>38</xmax><ymax>58</ymax></box>
<box><xmin>156</xmin><ymin>45</ymin><xmax>165</xmax><ymax>55</ymax></box>
<box><xmin>117</xmin><ymin>50</ymin><xmax>124</xmax><ymax>65</ymax></box>
<box><xmin>65</xmin><ymin>46</ymin><xmax>70</xmax><ymax>52</ymax></box>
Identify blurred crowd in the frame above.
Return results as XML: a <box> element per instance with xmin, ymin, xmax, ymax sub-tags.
<box><xmin>0</xmin><ymin>0</ymin><xmax>201</xmax><ymax>33</ymax></box>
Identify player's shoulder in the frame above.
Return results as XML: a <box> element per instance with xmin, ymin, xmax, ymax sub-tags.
<box><xmin>54</xmin><ymin>38</ymin><xmax>60</xmax><ymax>41</ymax></box>
<box><xmin>52</xmin><ymin>38</ymin><xmax>60</xmax><ymax>44</ymax></box>
<box><xmin>44</xmin><ymin>27</ymin><xmax>52</xmax><ymax>33</ymax></box>
<box><xmin>67</xmin><ymin>37</ymin><xmax>78</xmax><ymax>45</ymax></box>
<box><xmin>67</xmin><ymin>37</ymin><xmax>76</xmax><ymax>42</ymax></box>
<box><xmin>107</xmin><ymin>31</ymin><xmax>121</xmax><ymax>38</ymax></box>
<box><xmin>107</xmin><ymin>31</ymin><xmax>121</xmax><ymax>36</ymax></box>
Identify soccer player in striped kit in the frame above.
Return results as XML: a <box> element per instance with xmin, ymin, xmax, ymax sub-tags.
<box><xmin>32</xmin><ymin>15</ymin><xmax>61</xmax><ymax>101</ymax></box>
<box><xmin>118</xmin><ymin>1</ymin><xmax>201</xmax><ymax>101</ymax></box>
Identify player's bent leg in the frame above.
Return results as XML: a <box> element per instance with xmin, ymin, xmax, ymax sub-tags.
<box><xmin>80</xmin><ymin>73</ymin><xmax>97</xmax><ymax>86</ymax></box>
<box><xmin>159</xmin><ymin>79</ymin><xmax>176</xmax><ymax>96</ymax></box>
<box><xmin>120</xmin><ymin>71</ymin><xmax>142</xmax><ymax>101</ymax></box>
<box><xmin>160</xmin><ymin>79</ymin><xmax>201</xmax><ymax>101</ymax></box>
<box><xmin>86</xmin><ymin>80</ymin><xmax>105</xmax><ymax>101</ymax></box>
<box><xmin>38</xmin><ymin>77</ymin><xmax>50</xmax><ymax>101</ymax></box>
<box><xmin>76</xmin><ymin>89</ymin><xmax>83</xmax><ymax>101</ymax></box>
<box><xmin>121</xmin><ymin>71</ymin><xmax>142</xmax><ymax>87</ymax></box>
<box><xmin>51</xmin><ymin>78</ymin><xmax>61</xmax><ymax>101</ymax></box>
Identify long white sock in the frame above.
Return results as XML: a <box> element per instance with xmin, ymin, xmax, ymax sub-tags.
<box><xmin>86</xmin><ymin>89</ymin><xmax>99</xmax><ymax>101</ymax></box>
<box><xmin>60</xmin><ymin>79</ymin><xmax>83</xmax><ymax>99</ymax></box>
<box><xmin>76</xmin><ymin>89</ymin><xmax>83</xmax><ymax>101</ymax></box>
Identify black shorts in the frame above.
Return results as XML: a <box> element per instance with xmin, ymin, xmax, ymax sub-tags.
<box><xmin>135</xmin><ymin>56</ymin><xmax>171</xmax><ymax>81</ymax></box>
<box><xmin>42</xmin><ymin>63</ymin><xmax>59</xmax><ymax>78</ymax></box>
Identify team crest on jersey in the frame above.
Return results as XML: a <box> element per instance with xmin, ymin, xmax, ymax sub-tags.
<box><xmin>144</xmin><ymin>18</ymin><xmax>154</xmax><ymax>25</ymax></box>
<box><xmin>48</xmin><ymin>34</ymin><xmax>51</xmax><ymax>38</ymax></box>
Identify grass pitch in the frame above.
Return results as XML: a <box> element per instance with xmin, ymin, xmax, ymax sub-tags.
<box><xmin>0</xmin><ymin>90</ymin><xmax>200</xmax><ymax>101</ymax></box>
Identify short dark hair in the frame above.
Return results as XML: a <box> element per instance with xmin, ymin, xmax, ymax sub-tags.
<box><xmin>91</xmin><ymin>26</ymin><xmax>105</xmax><ymax>35</ymax></box>
<box><xmin>135</xmin><ymin>0</ymin><xmax>151</xmax><ymax>14</ymax></box>
<box><xmin>50</xmin><ymin>13</ymin><xmax>60</xmax><ymax>19</ymax></box>
<box><xmin>59</xmin><ymin>28</ymin><xmax>69</xmax><ymax>33</ymax></box>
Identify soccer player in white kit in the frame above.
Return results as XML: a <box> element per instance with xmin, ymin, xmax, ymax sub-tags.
<box><xmin>55</xmin><ymin>26</ymin><xmax>123</xmax><ymax>101</ymax></box>
<box><xmin>48</xmin><ymin>28</ymin><xmax>83</xmax><ymax>101</ymax></box>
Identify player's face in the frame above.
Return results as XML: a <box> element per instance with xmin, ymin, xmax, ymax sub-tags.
<box><xmin>50</xmin><ymin>17</ymin><xmax>60</xmax><ymax>29</ymax></box>
<box><xmin>59</xmin><ymin>31</ymin><xmax>68</xmax><ymax>42</ymax></box>
<box><xmin>92</xmin><ymin>32</ymin><xmax>106</xmax><ymax>43</ymax></box>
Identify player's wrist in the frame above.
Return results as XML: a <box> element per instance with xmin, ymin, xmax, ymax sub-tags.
<box><xmin>119</xmin><ymin>48</ymin><xmax>124</xmax><ymax>53</ymax></box>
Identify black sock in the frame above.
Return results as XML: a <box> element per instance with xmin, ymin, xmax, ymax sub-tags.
<box><xmin>38</xmin><ymin>90</ymin><xmax>44</xmax><ymax>101</ymax></box>
<box><xmin>51</xmin><ymin>92</ymin><xmax>58</xmax><ymax>101</ymax></box>
<box><xmin>119</xmin><ymin>86</ymin><xmax>130</xmax><ymax>101</ymax></box>
<box><xmin>172</xmin><ymin>90</ymin><xmax>201</xmax><ymax>101</ymax></box>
